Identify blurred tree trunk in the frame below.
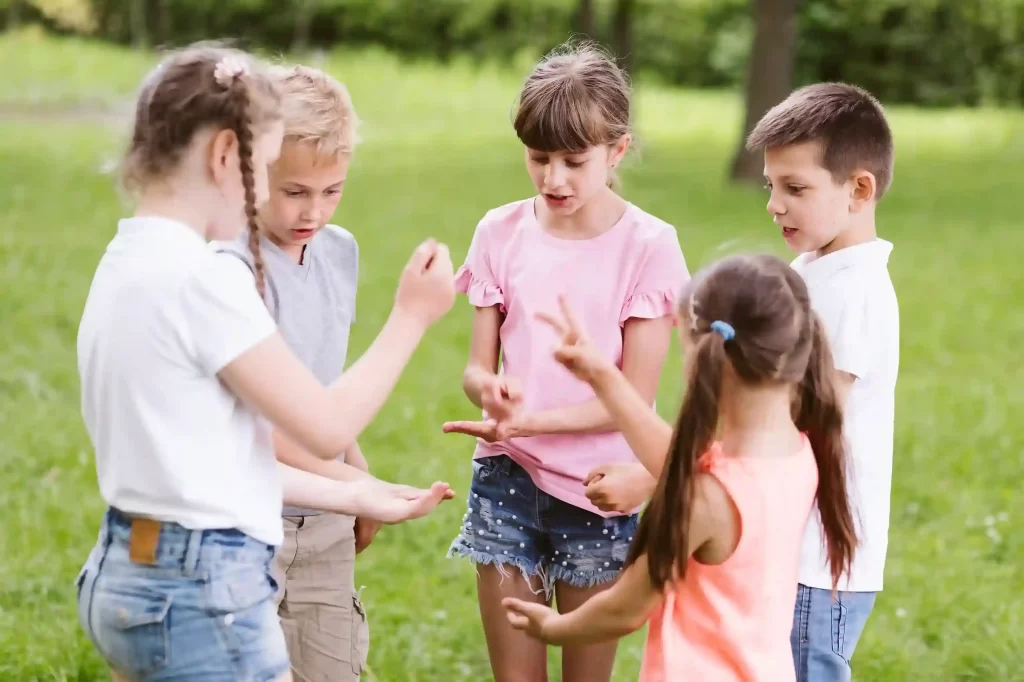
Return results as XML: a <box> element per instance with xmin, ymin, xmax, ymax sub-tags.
<box><xmin>92</xmin><ymin>0</ymin><xmax>114</xmax><ymax>39</ymax></box>
<box><xmin>611</xmin><ymin>0</ymin><xmax>635</xmax><ymax>73</ymax></box>
<box><xmin>293</xmin><ymin>0</ymin><xmax>316</xmax><ymax>54</ymax></box>
<box><xmin>729</xmin><ymin>0</ymin><xmax>802</xmax><ymax>184</ymax></box>
<box><xmin>8</xmin><ymin>0</ymin><xmax>22</xmax><ymax>30</ymax></box>
<box><xmin>574</xmin><ymin>0</ymin><xmax>595</xmax><ymax>39</ymax></box>
<box><xmin>129</xmin><ymin>0</ymin><xmax>148</xmax><ymax>49</ymax></box>
<box><xmin>156</xmin><ymin>0</ymin><xmax>171</xmax><ymax>47</ymax></box>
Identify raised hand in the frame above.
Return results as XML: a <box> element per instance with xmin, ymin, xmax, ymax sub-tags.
<box><xmin>584</xmin><ymin>462</ymin><xmax>657</xmax><ymax>514</ymax></box>
<box><xmin>535</xmin><ymin>294</ymin><xmax>614</xmax><ymax>385</ymax></box>
<box><xmin>394</xmin><ymin>238</ymin><xmax>457</xmax><ymax>329</ymax></box>
<box><xmin>503</xmin><ymin>597</ymin><xmax>558</xmax><ymax>642</ymax></box>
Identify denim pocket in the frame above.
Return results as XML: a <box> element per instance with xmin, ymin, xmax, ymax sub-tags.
<box><xmin>90</xmin><ymin>582</ymin><xmax>173</xmax><ymax>678</ymax></box>
<box><xmin>206</xmin><ymin>563</ymin><xmax>276</xmax><ymax>616</ymax></box>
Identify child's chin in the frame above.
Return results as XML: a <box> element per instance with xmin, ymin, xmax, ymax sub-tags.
<box><xmin>781</xmin><ymin>239</ymin><xmax>805</xmax><ymax>254</ymax></box>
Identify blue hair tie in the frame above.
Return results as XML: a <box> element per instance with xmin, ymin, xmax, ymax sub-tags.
<box><xmin>710</xmin><ymin>320</ymin><xmax>736</xmax><ymax>341</ymax></box>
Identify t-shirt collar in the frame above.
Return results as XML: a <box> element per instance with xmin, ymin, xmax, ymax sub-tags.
<box><xmin>792</xmin><ymin>238</ymin><xmax>893</xmax><ymax>282</ymax></box>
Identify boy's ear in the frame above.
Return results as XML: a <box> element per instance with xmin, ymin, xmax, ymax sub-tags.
<box><xmin>849</xmin><ymin>169</ymin><xmax>877</xmax><ymax>210</ymax></box>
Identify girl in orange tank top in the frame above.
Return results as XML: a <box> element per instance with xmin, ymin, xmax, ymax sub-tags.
<box><xmin>505</xmin><ymin>253</ymin><xmax>858</xmax><ymax>681</ymax></box>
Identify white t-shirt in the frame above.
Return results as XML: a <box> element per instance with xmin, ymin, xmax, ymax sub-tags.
<box><xmin>77</xmin><ymin>216</ymin><xmax>284</xmax><ymax>546</ymax></box>
<box><xmin>792</xmin><ymin>239</ymin><xmax>900</xmax><ymax>592</ymax></box>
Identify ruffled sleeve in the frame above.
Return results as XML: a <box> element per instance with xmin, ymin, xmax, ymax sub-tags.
<box><xmin>619</xmin><ymin>290</ymin><xmax>678</xmax><ymax>324</ymax></box>
<box><xmin>456</xmin><ymin>214</ymin><xmax>505</xmax><ymax>312</ymax></box>
<box><xmin>619</xmin><ymin>227</ymin><xmax>690</xmax><ymax>325</ymax></box>
<box><xmin>455</xmin><ymin>264</ymin><xmax>504</xmax><ymax>311</ymax></box>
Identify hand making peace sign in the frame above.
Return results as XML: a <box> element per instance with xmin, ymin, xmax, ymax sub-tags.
<box><xmin>535</xmin><ymin>294</ymin><xmax>616</xmax><ymax>386</ymax></box>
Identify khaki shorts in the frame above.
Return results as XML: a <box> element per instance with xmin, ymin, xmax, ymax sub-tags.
<box><xmin>272</xmin><ymin>513</ymin><xmax>370</xmax><ymax>682</ymax></box>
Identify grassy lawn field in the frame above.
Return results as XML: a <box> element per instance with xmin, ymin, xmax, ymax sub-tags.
<box><xmin>0</xmin><ymin>29</ymin><xmax>1021</xmax><ymax>681</ymax></box>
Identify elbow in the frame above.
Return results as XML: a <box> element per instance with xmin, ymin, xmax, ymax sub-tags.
<box><xmin>321</xmin><ymin>432</ymin><xmax>355</xmax><ymax>460</ymax></box>
<box><xmin>273</xmin><ymin>429</ymin><xmax>335</xmax><ymax>465</ymax></box>
<box><xmin>622</xmin><ymin>610</ymin><xmax>650</xmax><ymax>636</ymax></box>
<box><xmin>299</xmin><ymin>424</ymin><xmax>353</xmax><ymax>462</ymax></box>
<box><xmin>461</xmin><ymin>364</ymin><xmax>486</xmax><ymax>408</ymax></box>
<box><xmin>612</xmin><ymin>593</ymin><xmax>658</xmax><ymax>637</ymax></box>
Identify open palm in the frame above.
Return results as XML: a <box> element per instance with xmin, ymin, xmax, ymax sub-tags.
<box><xmin>350</xmin><ymin>479</ymin><xmax>454</xmax><ymax>524</ymax></box>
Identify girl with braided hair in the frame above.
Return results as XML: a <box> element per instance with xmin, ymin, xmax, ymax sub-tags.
<box><xmin>74</xmin><ymin>44</ymin><xmax>456</xmax><ymax>681</ymax></box>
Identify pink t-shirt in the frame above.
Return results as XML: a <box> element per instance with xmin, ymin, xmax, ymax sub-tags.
<box><xmin>455</xmin><ymin>197</ymin><xmax>689</xmax><ymax>517</ymax></box>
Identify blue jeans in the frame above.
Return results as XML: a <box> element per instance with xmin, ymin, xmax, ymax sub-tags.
<box><xmin>447</xmin><ymin>455</ymin><xmax>639</xmax><ymax>596</ymax></box>
<box><xmin>791</xmin><ymin>584</ymin><xmax>876</xmax><ymax>682</ymax></box>
<box><xmin>75</xmin><ymin>507</ymin><xmax>290</xmax><ymax>681</ymax></box>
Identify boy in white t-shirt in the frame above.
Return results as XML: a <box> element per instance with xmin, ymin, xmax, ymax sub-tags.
<box><xmin>746</xmin><ymin>82</ymin><xmax>899</xmax><ymax>682</ymax></box>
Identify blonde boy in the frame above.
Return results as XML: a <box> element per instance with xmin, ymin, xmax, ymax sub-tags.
<box><xmin>217</xmin><ymin>64</ymin><xmax>373</xmax><ymax>681</ymax></box>
<box><xmin>746</xmin><ymin>82</ymin><xmax>899</xmax><ymax>682</ymax></box>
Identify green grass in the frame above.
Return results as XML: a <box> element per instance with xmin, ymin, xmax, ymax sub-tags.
<box><xmin>1</xmin><ymin>31</ymin><xmax>1023</xmax><ymax>681</ymax></box>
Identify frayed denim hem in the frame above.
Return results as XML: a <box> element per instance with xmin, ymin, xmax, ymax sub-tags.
<box><xmin>448</xmin><ymin>541</ymin><xmax>555</xmax><ymax>599</ymax></box>
<box><xmin>448</xmin><ymin>540</ymin><xmax>621</xmax><ymax>599</ymax></box>
<box><xmin>547</xmin><ymin>561</ymin><xmax>621</xmax><ymax>590</ymax></box>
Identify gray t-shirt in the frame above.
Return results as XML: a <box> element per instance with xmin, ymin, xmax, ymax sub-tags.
<box><xmin>215</xmin><ymin>225</ymin><xmax>358</xmax><ymax>516</ymax></box>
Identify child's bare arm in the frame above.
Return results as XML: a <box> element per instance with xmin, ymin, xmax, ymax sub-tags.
<box><xmin>589</xmin><ymin>362</ymin><xmax>674</xmax><ymax>477</ymax></box>
<box><xmin>277</xmin><ymin>462</ymin><xmax>451</xmax><ymax>522</ymax></box>
<box><xmin>220</xmin><ymin>240</ymin><xmax>454</xmax><ymax>459</ymax></box>
<box><xmin>520</xmin><ymin>316</ymin><xmax>672</xmax><ymax>436</ymax></box>
<box><xmin>345</xmin><ymin>441</ymin><xmax>370</xmax><ymax>472</ymax></box>
<box><xmin>461</xmin><ymin>305</ymin><xmax>503</xmax><ymax>408</ymax></box>
<box><xmin>505</xmin><ymin>553</ymin><xmax>662</xmax><ymax>644</ymax></box>
<box><xmin>505</xmin><ymin>473</ymin><xmax>731</xmax><ymax>645</ymax></box>
<box><xmin>534</xmin><ymin>298</ymin><xmax>674</xmax><ymax>473</ymax></box>
<box><xmin>273</xmin><ymin>430</ymin><xmax>372</xmax><ymax>480</ymax></box>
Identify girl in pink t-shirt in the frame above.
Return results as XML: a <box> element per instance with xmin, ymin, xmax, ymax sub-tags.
<box><xmin>502</xmin><ymin>253</ymin><xmax>858</xmax><ymax>682</ymax></box>
<box><xmin>442</xmin><ymin>41</ymin><xmax>688</xmax><ymax>681</ymax></box>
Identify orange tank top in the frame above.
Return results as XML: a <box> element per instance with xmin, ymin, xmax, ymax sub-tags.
<box><xmin>639</xmin><ymin>436</ymin><xmax>818</xmax><ymax>682</ymax></box>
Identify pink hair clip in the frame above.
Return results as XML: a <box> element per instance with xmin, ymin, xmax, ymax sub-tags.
<box><xmin>213</xmin><ymin>56</ymin><xmax>248</xmax><ymax>88</ymax></box>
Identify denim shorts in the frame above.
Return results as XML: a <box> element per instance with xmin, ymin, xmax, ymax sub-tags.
<box><xmin>447</xmin><ymin>454</ymin><xmax>640</xmax><ymax>596</ymax></box>
<box><xmin>75</xmin><ymin>508</ymin><xmax>290</xmax><ymax>682</ymax></box>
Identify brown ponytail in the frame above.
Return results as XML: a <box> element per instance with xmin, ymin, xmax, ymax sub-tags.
<box><xmin>627</xmin><ymin>254</ymin><xmax>858</xmax><ymax>592</ymax></box>
<box><xmin>628</xmin><ymin>332</ymin><xmax>727</xmax><ymax>588</ymax></box>
<box><xmin>794</xmin><ymin>312</ymin><xmax>857</xmax><ymax>588</ymax></box>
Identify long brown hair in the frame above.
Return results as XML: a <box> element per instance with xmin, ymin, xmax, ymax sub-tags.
<box><xmin>627</xmin><ymin>254</ymin><xmax>857</xmax><ymax>591</ymax></box>
<box><xmin>121</xmin><ymin>43</ymin><xmax>281</xmax><ymax>299</ymax></box>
